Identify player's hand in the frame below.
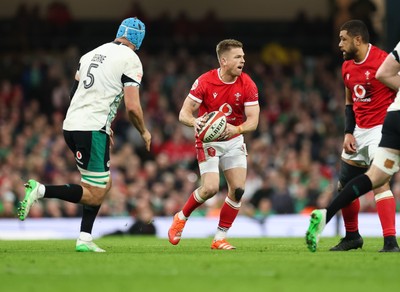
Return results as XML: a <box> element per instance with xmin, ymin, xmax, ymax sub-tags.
<box><xmin>194</xmin><ymin>112</ymin><xmax>208</xmax><ymax>133</ymax></box>
<box><xmin>141</xmin><ymin>129</ymin><xmax>152</xmax><ymax>152</ymax></box>
<box><xmin>219</xmin><ymin>123</ymin><xmax>239</xmax><ymax>140</ymax></box>
<box><xmin>343</xmin><ymin>133</ymin><xmax>357</xmax><ymax>154</ymax></box>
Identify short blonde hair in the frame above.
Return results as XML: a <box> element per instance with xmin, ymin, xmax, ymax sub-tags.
<box><xmin>216</xmin><ymin>39</ymin><xmax>243</xmax><ymax>61</ymax></box>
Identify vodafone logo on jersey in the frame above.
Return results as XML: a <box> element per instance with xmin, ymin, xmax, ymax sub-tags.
<box><xmin>353</xmin><ymin>84</ymin><xmax>370</xmax><ymax>102</ymax></box>
<box><xmin>219</xmin><ymin>103</ymin><xmax>232</xmax><ymax>116</ymax></box>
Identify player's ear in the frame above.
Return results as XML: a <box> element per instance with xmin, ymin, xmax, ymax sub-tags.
<box><xmin>354</xmin><ymin>35</ymin><xmax>362</xmax><ymax>45</ymax></box>
<box><xmin>220</xmin><ymin>56</ymin><xmax>227</xmax><ymax>66</ymax></box>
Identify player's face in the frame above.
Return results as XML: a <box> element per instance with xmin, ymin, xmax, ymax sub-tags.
<box><xmin>338</xmin><ymin>30</ymin><xmax>357</xmax><ymax>60</ymax></box>
<box><xmin>221</xmin><ymin>47</ymin><xmax>245</xmax><ymax>77</ymax></box>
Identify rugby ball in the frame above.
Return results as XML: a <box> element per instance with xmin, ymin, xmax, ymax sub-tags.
<box><xmin>198</xmin><ymin>111</ymin><xmax>227</xmax><ymax>142</ymax></box>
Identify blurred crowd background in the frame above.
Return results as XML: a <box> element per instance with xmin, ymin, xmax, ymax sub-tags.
<box><xmin>1</xmin><ymin>0</ymin><xmax>400</xmax><ymax>226</ymax></box>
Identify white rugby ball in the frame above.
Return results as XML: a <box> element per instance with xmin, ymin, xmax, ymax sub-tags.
<box><xmin>198</xmin><ymin>111</ymin><xmax>227</xmax><ymax>142</ymax></box>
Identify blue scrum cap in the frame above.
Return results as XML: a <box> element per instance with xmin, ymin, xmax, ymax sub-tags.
<box><xmin>116</xmin><ymin>17</ymin><xmax>145</xmax><ymax>50</ymax></box>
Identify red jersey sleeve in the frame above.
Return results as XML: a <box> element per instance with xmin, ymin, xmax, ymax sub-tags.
<box><xmin>243</xmin><ymin>74</ymin><xmax>259</xmax><ymax>106</ymax></box>
<box><xmin>188</xmin><ymin>77</ymin><xmax>205</xmax><ymax>104</ymax></box>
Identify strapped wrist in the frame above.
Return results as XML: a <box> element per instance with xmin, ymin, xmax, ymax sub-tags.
<box><xmin>344</xmin><ymin>104</ymin><xmax>356</xmax><ymax>134</ymax></box>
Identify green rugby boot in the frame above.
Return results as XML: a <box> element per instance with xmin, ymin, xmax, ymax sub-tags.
<box><xmin>17</xmin><ymin>179</ymin><xmax>41</xmax><ymax>221</ymax></box>
<box><xmin>305</xmin><ymin>209</ymin><xmax>327</xmax><ymax>252</ymax></box>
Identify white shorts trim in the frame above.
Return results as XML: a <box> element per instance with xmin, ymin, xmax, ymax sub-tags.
<box><xmin>78</xmin><ymin>166</ymin><xmax>110</xmax><ymax>188</ymax></box>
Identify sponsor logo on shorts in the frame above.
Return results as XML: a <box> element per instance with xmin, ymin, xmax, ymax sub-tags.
<box><xmin>107</xmin><ymin>160</ymin><xmax>110</xmax><ymax>167</ymax></box>
<box><xmin>75</xmin><ymin>151</ymin><xmax>83</xmax><ymax>165</ymax></box>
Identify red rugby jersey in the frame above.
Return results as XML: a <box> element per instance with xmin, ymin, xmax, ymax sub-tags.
<box><xmin>342</xmin><ymin>44</ymin><xmax>396</xmax><ymax>128</ymax></box>
<box><xmin>189</xmin><ymin>68</ymin><xmax>259</xmax><ymax>127</ymax></box>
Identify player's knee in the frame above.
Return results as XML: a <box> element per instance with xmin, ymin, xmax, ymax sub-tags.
<box><xmin>82</xmin><ymin>178</ymin><xmax>111</xmax><ymax>206</ymax></box>
<box><xmin>201</xmin><ymin>184</ymin><xmax>219</xmax><ymax>198</ymax></box>
<box><xmin>234</xmin><ymin>188</ymin><xmax>244</xmax><ymax>201</ymax></box>
<box><xmin>91</xmin><ymin>189</ymin><xmax>108</xmax><ymax>206</ymax></box>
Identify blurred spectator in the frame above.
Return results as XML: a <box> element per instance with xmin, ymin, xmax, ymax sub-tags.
<box><xmin>330</xmin><ymin>0</ymin><xmax>353</xmax><ymax>53</ymax></box>
<box><xmin>124</xmin><ymin>1</ymin><xmax>148</xmax><ymax>24</ymax></box>
<box><xmin>349</xmin><ymin>0</ymin><xmax>378</xmax><ymax>43</ymax></box>
<box><xmin>173</xmin><ymin>11</ymin><xmax>194</xmax><ymax>45</ymax></box>
<box><xmin>249</xmin><ymin>174</ymin><xmax>274</xmax><ymax>209</ymax></box>
<box><xmin>270</xmin><ymin>172</ymin><xmax>295</xmax><ymax>214</ymax></box>
<box><xmin>197</xmin><ymin>10</ymin><xmax>224</xmax><ymax>39</ymax></box>
<box><xmin>46</xmin><ymin>1</ymin><xmax>72</xmax><ymax>34</ymax></box>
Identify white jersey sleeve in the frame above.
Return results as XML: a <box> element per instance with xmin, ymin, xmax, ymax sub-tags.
<box><xmin>122</xmin><ymin>52</ymin><xmax>143</xmax><ymax>87</ymax></box>
<box><xmin>63</xmin><ymin>42</ymin><xmax>143</xmax><ymax>134</ymax></box>
<box><xmin>387</xmin><ymin>41</ymin><xmax>400</xmax><ymax>111</ymax></box>
<box><xmin>392</xmin><ymin>41</ymin><xmax>400</xmax><ymax>63</ymax></box>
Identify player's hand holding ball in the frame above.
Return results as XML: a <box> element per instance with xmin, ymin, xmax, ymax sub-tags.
<box><xmin>197</xmin><ymin>111</ymin><xmax>227</xmax><ymax>142</ymax></box>
<box><xmin>219</xmin><ymin>123</ymin><xmax>242</xmax><ymax>140</ymax></box>
<box><xmin>194</xmin><ymin>112</ymin><xmax>209</xmax><ymax>133</ymax></box>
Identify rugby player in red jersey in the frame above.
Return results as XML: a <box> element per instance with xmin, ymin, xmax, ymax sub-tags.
<box><xmin>307</xmin><ymin>36</ymin><xmax>400</xmax><ymax>253</ymax></box>
<box><xmin>321</xmin><ymin>20</ymin><xmax>398</xmax><ymax>252</ymax></box>
<box><xmin>168</xmin><ymin>39</ymin><xmax>259</xmax><ymax>249</ymax></box>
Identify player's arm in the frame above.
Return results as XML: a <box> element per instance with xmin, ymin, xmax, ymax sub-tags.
<box><xmin>343</xmin><ymin>87</ymin><xmax>356</xmax><ymax>154</ymax></box>
<box><xmin>376</xmin><ymin>51</ymin><xmax>400</xmax><ymax>90</ymax></box>
<box><xmin>179</xmin><ymin>96</ymin><xmax>207</xmax><ymax>132</ymax></box>
<box><xmin>344</xmin><ymin>87</ymin><xmax>355</xmax><ymax>134</ymax></box>
<box><xmin>69</xmin><ymin>70</ymin><xmax>80</xmax><ymax>100</ymax></box>
<box><xmin>124</xmin><ymin>85</ymin><xmax>151</xmax><ymax>151</ymax></box>
<box><xmin>238</xmin><ymin>104</ymin><xmax>260</xmax><ymax>134</ymax></box>
<box><xmin>222</xmin><ymin>104</ymin><xmax>260</xmax><ymax>139</ymax></box>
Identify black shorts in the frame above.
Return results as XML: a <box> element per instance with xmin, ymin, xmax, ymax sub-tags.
<box><xmin>339</xmin><ymin>160</ymin><xmax>367</xmax><ymax>188</ymax></box>
<box><xmin>63</xmin><ymin>130</ymin><xmax>110</xmax><ymax>172</ymax></box>
<box><xmin>379</xmin><ymin>111</ymin><xmax>400</xmax><ymax>150</ymax></box>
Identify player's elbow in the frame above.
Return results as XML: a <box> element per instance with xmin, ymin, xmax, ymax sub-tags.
<box><xmin>178</xmin><ymin>111</ymin><xmax>184</xmax><ymax>123</ymax></box>
<box><xmin>376</xmin><ymin>66</ymin><xmax>391</xmax><ymax>83</ymax></box>
<box><xmin>178</xmin><ymin>109</ymin><xmax>188</xmax><ymax>124</ymax></box>
<box><xmin>375</xmin><ymin>68</ymin><xmax>385</xmax><ymax>82</ymax></box>
<box><xmin>126</xmin><ymin>106</ymin><xmax>135</xmax><ymax>115</ymax></box>
<box><xmin>126</xmin><ymin>106</ymin><xmax>140</xmax><ymax>120</ymax></box>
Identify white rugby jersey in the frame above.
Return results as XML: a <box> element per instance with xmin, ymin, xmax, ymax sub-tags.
<box><xmin>387</xmin><ymin>41</ymin><xmax>400</xmax><ymax>111</ymax></box>
<box><xmin>63</xmin><ymin>42</ymin><xmax>143</xmax><ymax>134</ymax></box>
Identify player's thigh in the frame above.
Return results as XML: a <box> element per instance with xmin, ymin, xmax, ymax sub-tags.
<box><xmin>224</xmin><ymin>167</ymin><xmax>247</xmax><ymax>190</ymax></box>
<box><xmin>220</xmin><ymin>139</ymin><xmax>247</xmax><ymax>191</ymax></box>
<box><xmin>219</xmin><ymin>136</ymin><xmax>247</xmax><ymax>171</ymax></box>
<box><xmin>338</xmin><ymin>159</ymin><xmax>367</xmax><ymax>190</ymax></box>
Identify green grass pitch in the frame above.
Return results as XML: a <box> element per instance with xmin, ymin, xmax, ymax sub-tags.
<box><xmin>0</xmin><ymin>236</ymin><xmax>398</xmax><ymax>292</ymax></box>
